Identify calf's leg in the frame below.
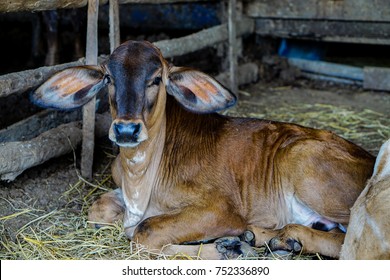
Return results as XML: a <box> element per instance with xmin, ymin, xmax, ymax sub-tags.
<box><xmin>88</xmin><ymin>188</ymin><xmax>125</xmax><ymax>228</ymax></box>
<box><xmin>248</xmin><ymin>224</ymin><xmax>345</xmax><ymax>258</ymax></box>
<box><xmin>130</xmin><ymin>205</ymin><xmax>256</xmax><ymax>259</ymax></box>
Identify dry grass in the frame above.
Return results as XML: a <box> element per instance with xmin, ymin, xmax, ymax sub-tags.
<box><xmin>1</xmin><ymin>100</ymin><xmax>389</xmax><ymax>260</ymax></box>
<box><xmin>228</xmin><ymin>101</ymin><xmax>390</xmax><ymax>154</ymax></box>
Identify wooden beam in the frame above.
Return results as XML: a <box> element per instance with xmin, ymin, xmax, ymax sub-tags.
<box><xmin>109</xmin><ymin>0</ymin><xmax>121</xmax><ymax>155</ymax></box>
<box><xmin>155</xmin><ymin>18</ymin><xmax>254</xmax><ymax>58</ymax></box>
<box><xmin>245</xmin><ymin>0</ymin><xmax>390</xmax><ymax>22</ymax></box>
<box><xmin>0</xmin><ymin>110</ymin><xmax>81</xmax><ymax>142</ymax></box>
<box><xmin>255</xmin><ymin>19</ymin><xmax>390</xmax><ymax>45</ymax></box>
<box><xmin>288</xmin><ymin>58</ymin><xmax>363</xmax><ymax>81</ymax></box>
<box><xmin>228</xmin><ymin>0</ymin><xmax>238</xmax><ymax>95</ymax></box>
<box><xmin>109</xmin><ymin>0</ymin><xmax>121</xmax><ymax>53</ymax></box>
<box><xmin>81</xmin><ymin>0</ymin><xmax>99</xmax><ymax>179</ymax></box>
<box><xmin>0</xmin><ymin>60</ymin><xmax>85</xmax><ymax>98</ymax></box>
<box><xmin>0</xmin><ymin>112</ymin><xmax>111</xmax><ymax>182</ymax></box>
<box><xmin>0</xmin><ymin>0</ymin><xmax>213</xmax><ymax>13</ymax></box>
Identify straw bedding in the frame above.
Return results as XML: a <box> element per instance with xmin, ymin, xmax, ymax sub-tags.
<box><xmin>1</xmin><ymin>84</ymin><xmax>389</xmax><ymax>260</ymax></box>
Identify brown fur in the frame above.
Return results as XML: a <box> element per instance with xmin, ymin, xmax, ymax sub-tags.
<box><xmin>32</xmin><ymin>41</ymin><xmax>375</xmax><ymax>259</ymax></box>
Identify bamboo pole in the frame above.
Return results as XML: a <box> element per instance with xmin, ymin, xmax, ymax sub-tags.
<box><xmin>81</xmin><ymin>0</ymin><xmax>99</xmax><ymax>179</ymax></box>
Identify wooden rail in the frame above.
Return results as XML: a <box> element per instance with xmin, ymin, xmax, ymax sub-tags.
<box><xmin>0</xmin><ymin>0</ymin><xmax>251</xmax><ymax>180</ymax></box>
<box><xmin>0</xmin><ymin>18</ymin><xmax>254</xmax><ymax>98</ymax></box>
<box><xmin>0</xmin><ymin>0</ymin><xmax>213</xmax><ymax>13</ymax></box>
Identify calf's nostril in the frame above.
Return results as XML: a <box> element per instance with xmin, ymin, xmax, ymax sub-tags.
<box><xmin>132</xmin><ymin>123</ymin><xmax>141</xmax><ymax>137</ymax></box>
<box><xmin>113</xmin><ymin>122</ymin><xmax>142</xmax><ymax>141</ymax></box>
<box><xmin>113</xmin><ymin>123</ymin><xmax>122</xmax><ymax>137</ymax></box>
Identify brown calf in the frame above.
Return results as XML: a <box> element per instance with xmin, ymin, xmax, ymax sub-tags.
<box><xmin>340</xmin><ymin>139</ymin><xmax>390</xmax><ymax>259</ymax></box>
<box><xmin>31</xmin><ymin>40</ymin><xmax>375</xmax><ymax>259</ymax></box>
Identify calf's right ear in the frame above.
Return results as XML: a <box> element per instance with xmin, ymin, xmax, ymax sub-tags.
<box><xmin>30</xmin><ymin>66</ymin><xmax>108</xmax><ymax>110</ymax></box>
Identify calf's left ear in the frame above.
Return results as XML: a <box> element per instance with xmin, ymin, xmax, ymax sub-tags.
<box><xmin>30</xmin><ymin>66</ymin><xmax>108</xmax><ymax>110</ymax></box>
<box><xmin>166</xmin><ymin>67</ymin><xmax>237</xmax><ymax>113</ymax></box>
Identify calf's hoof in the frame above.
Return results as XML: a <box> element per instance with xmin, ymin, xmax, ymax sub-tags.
<box><xmin>239</xmin><ymin>230</ymin><xmax>256</xmax><ymax>246</ymax></box>
<box><xmin>215</xmin><ymin>236</ymin><xmax>258</xmax><ymax>259</ymax></box>
<box><xmin>266</xmin><ymin>236</ymin><xmax>302</xmax><ymax>258</ymax></box>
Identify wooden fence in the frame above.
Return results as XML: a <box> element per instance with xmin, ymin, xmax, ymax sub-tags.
<box><xmin>0</xmin><ymin>0</ymin><xmax>256</xmax><ymax>181</ymax></box>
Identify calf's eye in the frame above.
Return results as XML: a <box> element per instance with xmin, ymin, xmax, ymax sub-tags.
<box><xmin>150</xmin><ymin>76</ymin><xmax>162</xmax><ymax>87</ymax></box>
<box><xmin>103</xmin><ymin>74</ymin><xmax>111</xmax><ymax>85</ymax></box>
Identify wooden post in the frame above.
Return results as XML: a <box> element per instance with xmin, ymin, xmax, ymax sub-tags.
<box><xmin>109</xmin><ymin>0</ymin><xmax>121</xmax><ymax>53</ymax></box>
<box><xmin>228</xmin><ymin>0</ymin><xmax>238</xmax><ymax>95</ymax></box>
<box><xmin>81</xmin><ymin>0</ymin><xmax>99</xmax><ymax>179</ymax></box>
<box><xmin>109</xmin><ymin>0</ymin><xmax>121</xmax><ymax>155</ymax></box>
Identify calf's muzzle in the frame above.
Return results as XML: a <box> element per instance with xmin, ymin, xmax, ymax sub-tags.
<box><xmin>109</xmin><ymin>119</ymin><xmax>148</xmax><ymax>147</ymax></box>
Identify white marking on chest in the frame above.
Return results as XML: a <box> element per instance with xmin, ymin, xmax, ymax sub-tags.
<box><xmin>127</xmin><ymin>151</ymin><xmax>146</xmax><ymax>165</ymax></box>
<box><xmin>123</xmin><ymin>195</ymin><xmax>144</xmax><ymax>227</ymax></box>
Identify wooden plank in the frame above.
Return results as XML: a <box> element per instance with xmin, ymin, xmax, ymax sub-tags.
<box><xmin>364</xmin><ymin>67</ymin><xmax>390</xmax><ymax>91</ymax></box>
<box><xmin>301</xmin><ymin>72</ymin><xmax>362</xmax><ymax>85</ymax></box>
<box><xmin>245</xmin><ymin>0</ymin><xmax>390</xmax><ymax>22</ymax></box>
<box><xmin>0</xmin><ymin>0</ymin><xmax>212</xmax><ymax>13</ymax></box>
<box><xmin>81</xmin><ymin>0</ymin><xmax>99</xmax><ymax>179</ymax></box>
<box><xmin>109</xmin><ymin>0</ymin><xmax>121</xmax><ymax>155</ymax></box>
<box><xmin>287</xmin><ymin>58</ymin><xmax>364</xmax><ymax>85</ymax></box>
<box><xmin>288</xmin><ymin>58</ymin><xmax>364</xmax><ymax>81</ymax></box>
<box><xmin>228</xmin><ymin>0</ymin><xmax>238</xmax><ymax>95</ymax></box>
<box><xmin>109</xmin><ymin>0</ymin><xmax>121</xmax><ymax>53</ymax></box>
<box><xmin>255</xmin><ymin>19</ymin><xmax>390</xmax><ymax>45</ymax></box>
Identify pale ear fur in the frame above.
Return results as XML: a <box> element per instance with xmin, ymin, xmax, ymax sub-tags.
<box><xmin>30</xmin><ymin>66</ymin><xmax>107</xmax><ymax>110</ymax></box>
<box><xmin>166</xmin><ymin>67</ymin><xmax>237</xmax><ymax>113</ymax></box>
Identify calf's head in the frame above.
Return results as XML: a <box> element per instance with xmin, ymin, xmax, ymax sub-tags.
<box><xmin>31</xmin><ymin>40</ymin><xmax>236</xmax><ymax>147</ymax></box>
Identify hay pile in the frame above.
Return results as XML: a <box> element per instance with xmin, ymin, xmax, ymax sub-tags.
<box><xmin>1</xmin><ymin>98</ymin><xmax>389</xmax><ymax>260</ymax></box>
<box><xmin>227</xmin><ymin>100</ymin><xmax>390</xmax><ymax>154</ymax></box>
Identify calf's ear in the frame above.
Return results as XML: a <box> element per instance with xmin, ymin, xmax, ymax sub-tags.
<box><xmin>166</xmin><ymin>67</ymin><xmax>237</xmax><ymax>113</ymax></box>
<box><xmin>30</xmin><ymin>66</ymin><xmax>108</xmax><ymax>110</ymax></box>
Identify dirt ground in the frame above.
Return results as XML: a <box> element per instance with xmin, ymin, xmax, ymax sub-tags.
<box><xmin>1</xmin><ymin>74</ymin><xmax>390</xmax><ymax>259</ymax></box>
